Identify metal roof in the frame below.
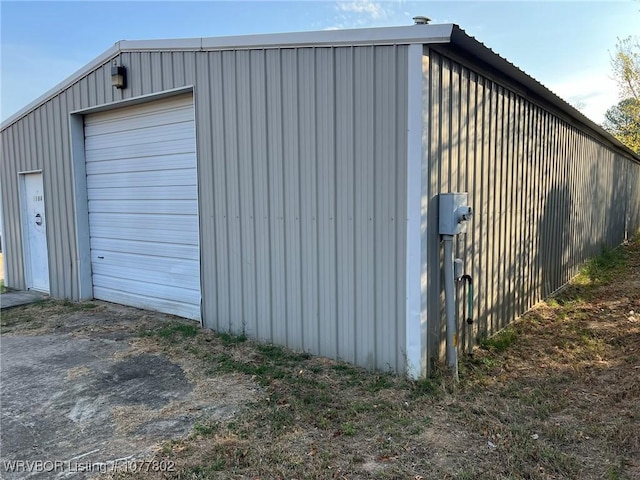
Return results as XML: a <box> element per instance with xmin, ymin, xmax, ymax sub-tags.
<box><xmin>446</xmin><ymin>26</ymin><xmax>639</xmax><ymax>162</ymax></box>
<box><xmin>1</xmin><ymin>23</ymin><xmax>638</xmax><ymax>161</ymax></box>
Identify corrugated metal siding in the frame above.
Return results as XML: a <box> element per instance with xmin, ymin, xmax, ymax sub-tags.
<box><xmin>425</xmin><ymin>49</ymin><xmax>640</xmax><ymax>363</ymax></box>
<box><xmin>196</xmin><ymin>46</ymin><xmax>409</xmax><ymax>372</ymax></box>
<box><xmin>0</xmin><ymin>45</ymin><xmax>409</xmax><ymax>373</ymax></box>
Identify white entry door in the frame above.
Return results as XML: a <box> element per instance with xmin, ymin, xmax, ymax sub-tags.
<box><xmin>20</xmin><ymin>172</ymin><xmax>50</xmax><ymax>292</ymax></box>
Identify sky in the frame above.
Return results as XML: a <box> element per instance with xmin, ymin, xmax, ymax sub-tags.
<box><xmin>1</xmin><ymin>1</ymin><xmax>639</xmax><ymax>125</ymax></box>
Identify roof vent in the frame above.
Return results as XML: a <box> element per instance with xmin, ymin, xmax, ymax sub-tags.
<box><xmin>413</xmin><ymin>16</ymin><xmax>431</xmax><ymax>25</ymax></box>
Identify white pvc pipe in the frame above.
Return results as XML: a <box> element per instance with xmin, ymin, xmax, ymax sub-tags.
<box><xmin>443</xmin><ymin>235</ymin><xmax>458</xmax><ymax>380</ymax></box>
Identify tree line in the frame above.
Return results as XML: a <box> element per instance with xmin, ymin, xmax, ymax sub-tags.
<box><xmin>604</xmin><ymin>36</ymin><xmax>640</xmax><ymax>154</ymax></box>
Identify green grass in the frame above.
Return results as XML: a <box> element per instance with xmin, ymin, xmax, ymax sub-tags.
<box><xmin>0</xmin><ymin>279</ymin><xmax>6</xmax><ymax>294</ymax></box>
<box><xmin>479</xmin><ymin>326</ymin><xmax>518</xmax><ymax>352</ymax></box>
<box><xmin>216</xmin><ymin>332</ymin><xmax>247</xmax><ymax>345</ymax></box>
<box><xmin>192</xmin><ymin>422</ymin><xmax>218</xmax><ymax>437</ymax></box>
<box><xmin>574</xmin><ymin>245</ymin><xmax>627</xmax><ymax>286</ymax></box>
<box><xmin>341</xmin><ymin>421</ymin><xmax>357</xmax><ymax>436</ymax></box>
<box><xmin>141</xmin><ymin>321</ymin><xmax>199</xmax><ymax>338</ymax></box>
<box><xmin>60</xmin><ymin>299</ymin><xmax>99</xmax><ymax>311</ymax></box>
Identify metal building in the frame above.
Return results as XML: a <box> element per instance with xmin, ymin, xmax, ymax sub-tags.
<box><xmin>1</xmin><ymin>24</ymin><xmax>639</xmax><ymax>378</ymax></box>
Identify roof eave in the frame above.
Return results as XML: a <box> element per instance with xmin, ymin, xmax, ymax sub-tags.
<box><xmin>447</xmin><ymin>25</ymin><xmax>640</xmax><ymax>163</ymax></box>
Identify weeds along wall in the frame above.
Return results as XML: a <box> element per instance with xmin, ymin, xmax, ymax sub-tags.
<box><xmin>423</xmin><ymin>49</ymin><xmax>640</xmax><ymax>365</ymax></box>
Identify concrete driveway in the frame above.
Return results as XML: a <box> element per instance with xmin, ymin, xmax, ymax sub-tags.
<box><xmin>0</xmin><ymin>301</ymin><xmax>255</xmax><ymax>479</ymax></box>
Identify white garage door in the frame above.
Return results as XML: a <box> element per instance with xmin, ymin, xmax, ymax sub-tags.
<box><xmin>84</xmin><ymin>94</ymin><xmax>200</xmax><ymax>320</ymax></box>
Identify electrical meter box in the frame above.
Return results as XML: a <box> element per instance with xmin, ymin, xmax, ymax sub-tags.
<box><xmin>439</xmin><ymin>193</ymin><xmax>472</xmax><ymax>235</ymax></box>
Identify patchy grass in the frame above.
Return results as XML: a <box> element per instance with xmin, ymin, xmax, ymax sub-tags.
<box><xmin>2</xmin><ymin>237</ymin><xmax>639</xmax><ymax>479</ymax></box>
<box><xmin>479</xmin><ymin>325</ymin><xmax>518</xmax><ymax>352</ymax></box>
<box><xmin>574</xmin><ymin>244</ymin><xmax>628</xmax><ymax>286</ymax></box>
<box><xmin>0</xmin><ymin>279</ymin><xmax>6</xmax><ymax>294</ymax></box>
<box><xmin>140</xmin><ymin>321</ymin><xmax>199</xmax><ymax>339</ymax></box>
<box><xmin>1</xmin><ymin>299</ymin><xmax>93</xmax><ymax>334</ymax></box>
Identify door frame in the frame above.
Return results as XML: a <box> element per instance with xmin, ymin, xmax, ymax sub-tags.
<box><xmin>18</xmin><ymin>170</ymin><xmax>50</xmax><ymax>293</ymax></box>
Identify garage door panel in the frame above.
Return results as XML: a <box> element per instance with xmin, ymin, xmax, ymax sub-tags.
<box><xmin>93</xmin><ymin>275</ymin><xmax>200</xmax><ymax>304</ymax></box>
<box><xmin>85</xmin><ymin>116</ymin><xmax>193</xmax><ymax>138</ymax></box>
<box><xmin>90</xmin><ymin>238</ymin><xmax>198</xmax><ymax>260</ymax></box>
<box><xmin>86</xmin><ymin>94</ymin><xmax>200</xmax><ymax>320</ymax></box>
<box><xmin>91</xmin><ymin>249</ymin><xmax>199</xmax><ymax>271</ymax></box>
<box><xmin>85</xmin><ymin>123</ymin><xmax>194</xmax><ymax>151</ymax></box>
<box><xmin>93</xmin><ymin>287</ymin><xmax>200</xmax><ymax>320</ymax></box>
<box><xmin>93</xmin><ymin>268</ymin><xmax>199</xmax><ymax>292</ymax></box>
<box><xmin>91</xmin><ymin>261</ymin><xmax>200</xmax><ymax>291</ymax></box>
<box><xmin>87</xmin><ymin>169</ymin><xmax>196</xmax><ymax>188</ymax></box>
<box><xmin>88</xmin><ymin>185</ymin><xmax>197</xmax><ymax>201</ymax></box>
<box><xmin>85</xmin><ymin>153</ymin><xmax>197</xmax><ymax>175</ymax></box>
<box><xmin>90</xmin><ymin>227</ymin><xmax>197</xmax><ymax>245</ymax></box>
<box><xmin>88</xmin><ymin>199</ymin><xmax>198</xmax><ymax>215</ymax></box>
<box><xmin>90</xmin><ymin>225</ymin><xmax>198</xmax><ymax>244</ymax></box>
<box><xmin>85</xmin><ymin>140</ymin><xmax>196</xmax><ymax>163</ymax></box>
<box><xmin>85</xmin><ymin>102</ymin><xmax>194</xmax><ymax>130</ymax></box>
<box><xmin>84</xmin><ymin>99</ymin><xmax>194</xmax><ymax>126</ymax></box>
<box><xmin>89</xmin><ymin>213</ymin><xmax>198</xmax><ymax>232</ymax></box>
<box><xmin>85</xmin><ymin>141</ymin><xmax>195</xmax><ymax>164</ymax></box>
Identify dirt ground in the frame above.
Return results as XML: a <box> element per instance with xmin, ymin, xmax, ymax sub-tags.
<box><xmin>1</xmin><ymin>236</ymin><xmax>638</xmax><ymax>479</ymax></box>
<box><xmin>0</xmin><ymin>302</ymin><xmax>261</xmax><ymax>479</ymax></box>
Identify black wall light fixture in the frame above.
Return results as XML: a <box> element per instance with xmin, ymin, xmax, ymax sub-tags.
<box><xmin>111</xmin><ymin>65</ymin><xmax>127</xmax><ymax>89</ymax></box>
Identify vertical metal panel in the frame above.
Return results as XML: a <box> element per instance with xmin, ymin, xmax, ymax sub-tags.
<box><xmin>425</xmin><ymin>49</ymin><xmax>445</xmax><ymax>365</ymax></box>
<box><xmin>505</xmin><ymin>90</ymin><xmax>517</xmax><ymax>325</ymax></box>
<box><xmin>193</xmin><ymin>44</ymin><xmax>409</xmax><ymax>373</ymax></box>
<box><xmin>194</xmin><ymin>50</ymin><xmax>213</xmax><ymax>326</ymax></box>
<box><xmin>141</xmin><ymin>53</ymin><xmax>153</xmax><ymax>94</ymax></box>
<box><xmin>207</xmin><ymin>50</ymin><xmax>230</xmax><ymax>332</ymax></box>
<box><xmin>315</xmin><ymin>48</ymin><xmax>340</xmax><ymax>358</ymax></box>
<box><xmin>394</xmin><ymin>46</ymin><xmax>409</xmax><ymax>372</ymax></box>
<box><xmin>475</xmin><ymin>78</ymin><xmax>489</xmax><ymax>337</ymax></box>
<box><xmin>353</xmin><ymin>47</ymin><xmax>376</xmax><ymax>369</ymax></box>
<box><xmin>248</xmin><ymin>49</ymin><xmax>271</xmax><ymax>342</ymax></box>
<box><xmin>264</xmin><ymin>48</ymin><xmax>287</xmax><ymax>346</ymax></box>
<box><xmin>426</xmin><ymin>49</ymin><xmax>640</xmax><ymax>362</ymax></box>
<box><xmin>300</xmin><ymin>47</ymin><xmax>321</xmax><ymax>355</ymax></box>
<box><xmin>280</xmin><ymin>49</ymin><xmax>303</xmax><ymax>349</ymax></box>
<box><xmin>236</xmin><ymin>50</ymin><xmax>258</xmax><ymax>338</ymax></box>
<box><xmin>1</xmin><ymin>125</ymin><xmax>23</xmax><ymax>287</ymax></box>
<box><xmin>335</xmin><ymin>47</ymin><xmax>356</xmax><ymax>363</ymax></box>
<box><xmin>374</xmin><ymin>45</ymin><xmax>398</xmax><ymax>370</ymax></box>
<box><xmin>221</xmin><ymin>50</ymin><xmax>244</xmax><ymax>335</ymax></box>
<box><xmin>50</xmin><ymin>97</ymin><xmax>66</xmax><ymax>296</ymax></box>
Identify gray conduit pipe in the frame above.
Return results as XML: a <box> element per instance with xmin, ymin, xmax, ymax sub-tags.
<box><xmin>443</xmin><ymin>234</ymin><xmax>458</xmax><ymax>381</ymax></box>
<box><xmin>460</xmin><ymin>274</ymin><xmax>474</xmax><ymax>356</ymax></box>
